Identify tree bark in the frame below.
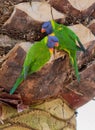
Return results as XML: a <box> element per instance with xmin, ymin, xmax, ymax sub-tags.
<box><xmin>0</xmin><ymin>37</ymin><xmax>95</xmax><ymax>109</ymax></box>
<box><xmin>0</xmin><ymin>1</ymin><xmax>95</xmax><ymax>130</ymax></box>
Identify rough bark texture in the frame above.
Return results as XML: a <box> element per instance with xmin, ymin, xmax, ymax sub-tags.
<box><xmin>0</xmin><ymin>0</ymin><xmax>95</xmax><ymax>108</ymax></box>
<box><xmin>49</xmin><ymin>0</ymin><xmax>95</xmax><ymax>23</ymax></box>
<box><xmin>0</xmin><ymin>0</ymin><xmax>95</xmax><ymax>129</ymax></box>
<box><xmin>1</xmin><ymin>1</ymin><xmax>64</xmax><ymax>41</ymax></box>
<box><xmin>0</xmin><ymin>38</ymin><xmax>95</xmax><ymax>109</ymax></box>
<box><xmin>88</xmin><ymin>19</ymin><xmax>95</xmax><ymax>35</ymax></box>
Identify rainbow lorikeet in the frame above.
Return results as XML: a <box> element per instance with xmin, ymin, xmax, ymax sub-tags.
<box><xmin>10</xmin><ymin>35</ymin><xmax>59</xmax><ymax>94</ymax></box>
<box><xmin>41</xmin><ymin>20</ymin><xmax>86</xmax><ymax>81</ymax></box>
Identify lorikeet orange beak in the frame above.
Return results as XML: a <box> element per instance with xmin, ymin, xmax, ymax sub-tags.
<box><xmin>41</xmin><ymin>28</ymin><xmax>46</xmax><ymax>33</ymax></box>
<box><xmin>55</xmin><ymin>42</ymin><xmax>59</xmax><ymax>47</ymax></box>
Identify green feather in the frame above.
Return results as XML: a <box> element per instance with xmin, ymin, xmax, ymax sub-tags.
<box><xmin>10</xmin><ymin>36</ymin><xmax>51</xmax><ymax>94</ymax></box>
<box><xmin>50</xmin><ymin>20</ymin><xmax>83</xmax><ymax>80</ymax></box>
<box><xmin>10</xmin><ymin>74</ymin><xmax>24</xmax><ymax>95</ymax></box>
<box><xmin>69</xmin><ymin>51</ymin><xmax>80</xmax><ymax>81</ymax></box>
<box><xmin>51</xmin><ymin>20</ymin><xmax>86</xmax><ymax>52</ymax></box>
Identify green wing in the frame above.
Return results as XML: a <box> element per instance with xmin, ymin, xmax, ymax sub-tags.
<box><xmin>53</xmin><ymin>29</ymin><xmax>80</xmax><ymax>51</ymax></box>
<box><xmin>51</xmin><ymin>20</ymin><xmax>85</xmax><ymax>52</ymax></box>
<box><xmin>10</xmin><ymin>37</ymin><xmax>51</xmax><ymax>94</ymax></box>
<box><xmin>23</xmin><ymin>37</ymin><xmax>50</xmax><ymax>74</ymax></box>
<box><xmin>69</xmin><ymin>50</ymin><xmax>80</xmax><ymax>81</ymax></box>
<box><xmin>63</xmin><ymin>26</ymin><xmax>86</xmax><ymax>52</ymax></box>
<box><xmin>50</xmin><ymin>20</ymin><xmax>80</xmax><ymax>81</ymax></box>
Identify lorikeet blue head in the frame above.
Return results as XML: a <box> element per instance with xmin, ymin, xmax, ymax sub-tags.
<box><xmin>47</xmin><ymin>36</ymin><xmax>59</xmax><ymax>54</ymax></box>
<box><xmin>41</xmin><ymin>21</ymin><xmax>52</xmax><ymax>34</ymax></box>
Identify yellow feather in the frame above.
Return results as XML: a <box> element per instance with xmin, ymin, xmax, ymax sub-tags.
<box><xmin>49</xmin><ymin>33</ymin><xmax>55</xmax><ymax>36</ymax></box>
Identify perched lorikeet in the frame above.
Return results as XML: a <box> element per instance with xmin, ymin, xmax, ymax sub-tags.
<box><xmin>41</xmin><ymin>20</ymin><xmax>86</xmax><ymax>81</ymax></box>
<box><xmin>10</xmin><ymin>35</ymin><xmax>59</xmax><ymax>95</ymax></box>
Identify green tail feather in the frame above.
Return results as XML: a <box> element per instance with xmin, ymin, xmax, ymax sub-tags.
<box><xmin>70</xmin><ymin>52</ymin><xmax>80</xmax><ymax>81</ymax></box>
<box><xmin>73</xmin><ymin>55</ymin><xmax>80</xmax><ymax>81</ymax></box>
<box><xmin>24</xmin><ymin>66</ymin><xmax>29</xmax><ymax>79</ymax></box>
<box><xmin>10</xmin><ymin>75</ymin><xmax>24</xmax><ymax>95</ymax></box>
<box><xmin>77</xmin><ymin>38</ymin><xmax>86</xmax><ymax>53</ymax></box>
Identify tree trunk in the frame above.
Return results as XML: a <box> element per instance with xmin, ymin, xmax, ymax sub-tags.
<box><xmin>0</xmin><ymin>0</ymin><xmax>95</xmax><ymax>130</ymax></box>
<box><xmin>0</xmin><ymin>99</ymin><xmax>76</xmax><ymax>130</ymax></box>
